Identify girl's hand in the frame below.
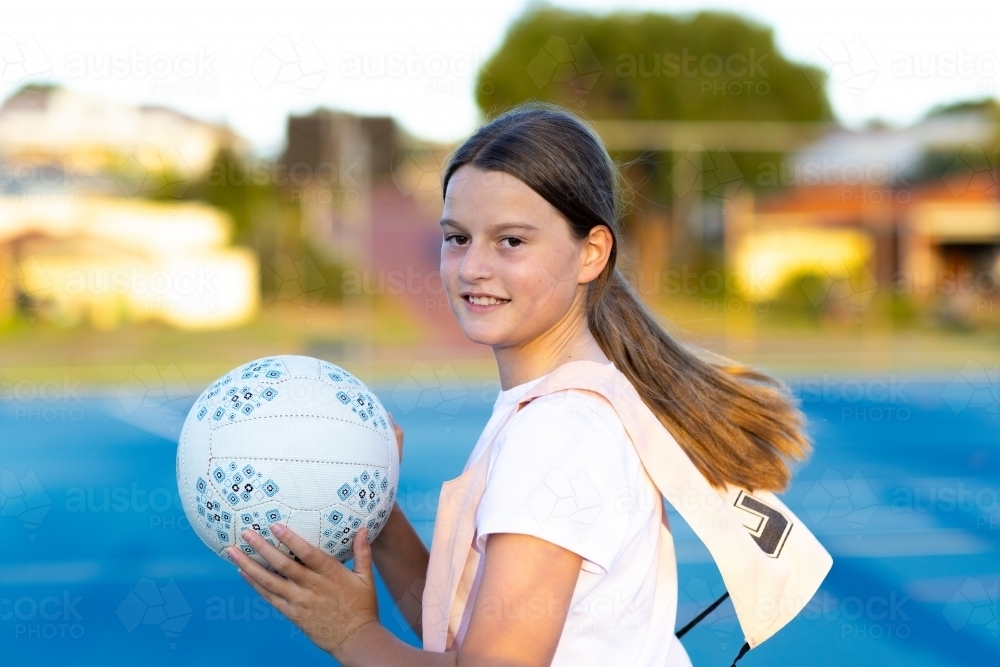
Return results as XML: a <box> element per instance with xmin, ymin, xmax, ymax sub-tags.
<box><xmin>227</xmin><ymin>523</ymin><xmax>380</xmax><ymax>659</ymax></box>
<box><xmin>387</xmin><ymin>411</ymin><xmax>404</xmax><ymax>464</ymax></box>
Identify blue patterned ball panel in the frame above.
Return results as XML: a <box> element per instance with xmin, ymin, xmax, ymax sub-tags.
<box><xmin>319</xmin><ymin>360</ymin><xmax>363</xmax><ymax>387</ymax></box>
<box><xmin>322</xmin><ymin>466</ymin><xmax>395</xmax><ymax>562</ymax></box>
<box><xmin>208</xmin><ymin>460</ymin><xmax>280</xmax><ymax>510</ymax></box>
<box><xmin>332</xmin><ymin>386</ymin><xmax>390</xmax><ymax>437</ymax></box>
<box><xmin>321</xmin><ymin>495</ymin><xmax>394</xmax><ymax>563</ymax></box>
<box><xmin>335</xmin><ymin>467</ymin><xmax>391</xmax><ymax>513</ymax></box>
<box><xmin>238</xmin><ymin>357</ymin><xmax>289</xmax><ymax>382</ymax></box>
<box><xmin>194</xmin><ymin>476</ymin><xmax>234</xmax><ymax>548</ymax></box>
<box><xmin>195</xmin><ymin>372</ymin><xmax>235</xmax><ymax>411</ymax></box>
<box><xmin>234</xmin><ymin>502</ymin><xmax>294</xmax><ymax>569</ymax></box>
<box><xmin>200</xmin><ymin>383</ymin><xmax>278</xmax><ymax>425</ymax></box>
<box><xmin>193</xmin><ymin>358</ymin><xmax>286</xmax><ymax>427</ymax></box>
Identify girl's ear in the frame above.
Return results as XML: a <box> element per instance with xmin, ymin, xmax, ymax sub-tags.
<box><xmin>579</xmin><ymin>225</ymin><xmax>613</xmax><ymax>284</ymax></box>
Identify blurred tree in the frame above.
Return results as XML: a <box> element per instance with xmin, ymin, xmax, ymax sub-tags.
<box><xmin>196</xmin><ymin>146</ymin><xmax>276</xmax><ymax>245</ymax></box>
<box><xmin>187</xmin><ymin>147</ymin><xmax>346</xmax><ymax>304</ymax></box>
<box><xmin>477</xmin><ymin>8</ymin><xmax>832</xmax><ymax>124</ymax></box>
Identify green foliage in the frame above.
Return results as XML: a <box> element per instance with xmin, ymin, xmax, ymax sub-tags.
<box><xmin>186</xmin><ymin>148</ymin><xmax>348</xmax><ymax>305</ymax></box>
<box><xmin>476</xmin><ymin>8</ymin><xmax>833</xmax><ymax>123</ymax></box>
<box><xmin>193</xmin><ymin>147</ymin><xmax>276</xmax><ymax>244</ymax></box>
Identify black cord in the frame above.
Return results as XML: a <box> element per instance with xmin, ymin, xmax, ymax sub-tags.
<box><xmin>675</xmin><ymin>591</ymin><xmax>730</xmax><ymax>638</ymax></box>
<box><xmin>675</xmin><ymin>592</ymin><xmax>752</xmax><ymax>666</ymax></box>
<box><xmin>730</xmin><ymin>641</ymin><xmax>751</xmax><ymax>666</ymax></box>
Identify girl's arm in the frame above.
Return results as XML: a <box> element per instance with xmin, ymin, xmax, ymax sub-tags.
<box><xmin>234</xmin><ymin>524</ymin><xmax>582</xmax><ymax>667</ymax></box>
<box><xmin>369</xmin><ymin>501</ymin><xmax>429</xmax><ymax>637</ymax></box>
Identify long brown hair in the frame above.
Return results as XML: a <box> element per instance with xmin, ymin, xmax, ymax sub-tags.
<box><xmin>441</xmin><ymin>101</ymin><xmax>811</xmax><ymax>492</ymax></box>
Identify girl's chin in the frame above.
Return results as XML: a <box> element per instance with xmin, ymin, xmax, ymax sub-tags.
<box><xmin>459</xmin><ymin>325</ymin><xmax>510</xmax><ymax>347</ymax></box>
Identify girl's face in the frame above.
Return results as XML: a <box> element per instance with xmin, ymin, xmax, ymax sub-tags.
<box><xmin>440</xmin><ymin>164</ymin><xmax>610</xmax><ymax>349</ymax></box>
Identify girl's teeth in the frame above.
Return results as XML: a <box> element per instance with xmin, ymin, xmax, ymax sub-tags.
<box><xmin>470</xmin><ymin>296</ymin><xmax>506</xmax><ymax>305</ymax></box>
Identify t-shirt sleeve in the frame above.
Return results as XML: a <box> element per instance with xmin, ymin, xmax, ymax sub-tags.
<box><xmin>474</xmin><ymin>389</ymin><xmax>636</xmax><ymax>575</ymax></box>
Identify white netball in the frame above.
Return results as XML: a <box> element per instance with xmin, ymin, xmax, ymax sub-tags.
<box><xmin>175</xmin><ymin>355</ymin><xmax>398</xmax><ymax>567</ymax></box>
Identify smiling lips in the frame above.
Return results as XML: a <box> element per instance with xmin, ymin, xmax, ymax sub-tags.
<box><xmin>463</xmin><ymin>294</ymin><xmax>510</xmax><ymax>310</ymax></box>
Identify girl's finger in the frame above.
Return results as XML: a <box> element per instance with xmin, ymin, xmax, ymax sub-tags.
<box><xmin>271</xmin><ymin>523</ymin><xmax>339</xmax><ymax>576</ymax></box>
<box><xmin>242</xmin><ymin>529</ymin><xmax>310</xmax><ymax>584</ymax></box>
<box><xmin>229</xmin><ymin>543</ymin><xmax>296</xmax><ymax>597</ymax></box>
<box><xmin>238</xmin><ymin>567</ymin><xmax>290</xmax><ymax>617</ymax></box>
<box><xmin>352</xmin><ymin>527</ymin><xmax>376</xmax><ymax>587</ymax></box>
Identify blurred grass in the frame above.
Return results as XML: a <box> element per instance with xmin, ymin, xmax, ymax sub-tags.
<box><xmin>0</xmin><ymin>292</ymin><xmax>997</xmax><ymax>394</ymax></box>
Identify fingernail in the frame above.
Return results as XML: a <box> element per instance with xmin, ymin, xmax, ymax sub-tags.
<box><xmin>271</xmin><ymin>523</ymin><xmax>285</xmax><ymax>537</ymax></box>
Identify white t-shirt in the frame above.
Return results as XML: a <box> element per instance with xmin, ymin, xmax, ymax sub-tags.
<box><xmin>453</xmin><ymin>362</ymin><xmax>693</xmax><ymax>667</ymax></box>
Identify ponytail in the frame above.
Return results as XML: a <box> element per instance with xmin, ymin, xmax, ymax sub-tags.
<box><xmin>588</xmin><ymin>268</ymin><xmax>809</xmax><ymax>491</ymax></box>
<box><xmin>443</xmin><ymin>101</ymin><xmax>811</xmax><ymax>492</ymax></box>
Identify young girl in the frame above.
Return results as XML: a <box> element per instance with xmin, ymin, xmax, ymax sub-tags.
<box><xmin>230</xmin><ymin>102</ymin><xmax>815</xmax><ymax>666</ymax></box>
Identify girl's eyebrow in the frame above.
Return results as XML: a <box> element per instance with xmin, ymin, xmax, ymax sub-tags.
<box><xmin>440</xmin><ymin>218</ymin><xmax>539</xmax><ymax>234</ymax></box>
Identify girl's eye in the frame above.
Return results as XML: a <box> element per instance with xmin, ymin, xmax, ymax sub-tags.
<box><xmin>501</xmin><ymin>237</ymin><xmax>523</xmax><ymax>248</ymax></box>
<box><xmin>444</xmin><ymin>234</ymin><xmax>468</xmax><ymax>245</ymax></box>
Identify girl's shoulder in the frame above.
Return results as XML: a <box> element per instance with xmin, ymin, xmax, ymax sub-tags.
<box><xmin>514</xmin><ymin>386</ymin><xmax>624</xmax><ymax>435</ymax></box>
<box><xmin>495</xmin><ymin>386</ymin><xmax>635</xmax><ymax>470</ymax></box>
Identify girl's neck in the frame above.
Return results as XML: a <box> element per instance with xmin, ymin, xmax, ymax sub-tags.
<box><xmin>493</xmin><ymin>327</ymin><xmax>610</xmax><ymax>391</ymax></box>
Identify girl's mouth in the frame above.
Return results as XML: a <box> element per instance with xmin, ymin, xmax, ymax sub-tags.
<box><xmin>463</xmin><ymin>295</ymin><xmax>510</xmax><ymax>311</ymax></box>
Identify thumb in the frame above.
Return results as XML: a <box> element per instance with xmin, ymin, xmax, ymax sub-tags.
<box><xmin>353</xmin><ymin>527</ymin><xmax>375</xmax><ymax>583</ymax></box>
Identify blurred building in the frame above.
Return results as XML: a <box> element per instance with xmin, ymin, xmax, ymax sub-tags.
<box><xmin>0</xmin><ymin>197</ymin><xmax>257</xmax><ymax>329</ymax></box>
<box><xmin>725</xmin><ymin>110</ymin><xmax>999</xmax><ymax>322</ymax></box>
<box><xmin>282</xmin><ymin>109</ymin><xmax>473</xmax><ymax>346</ymax></box>
<box><xmin>0</xmin><ymin>85</ymin><xmax>246</xmax><ymax>190</ymax></box>
<box><xmin>0</xmin><ymin>85</ymin><xmax>258</xmax><ymax>329</ymax></box>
